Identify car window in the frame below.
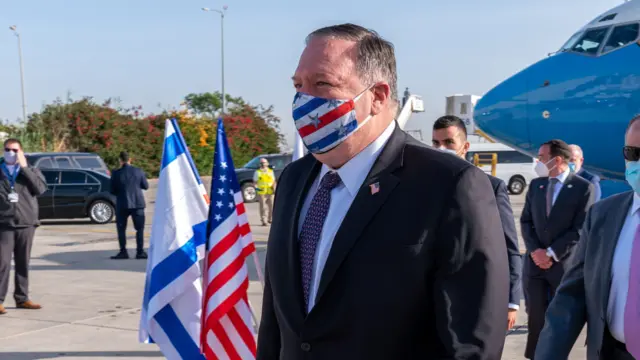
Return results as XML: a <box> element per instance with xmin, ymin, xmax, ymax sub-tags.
<box><xmin>570</xmin><ymin>27</ymin><xmax>610</xmax><ymax>54</ymax></box>
<box><xmin>36</xmin><ymin>158</ymin><xmax>55</xmax><ymax>168</ymax></box>
<box><xmin>43</xmin><ymin>171</ymin><xmax>60</xmax><ymax>184</ymax></box>
<box><xmin>74</xmin><ymin>156</ymin><xmax>104</xmax><ymax>169</ymax></box>
<box><xmin>86</xmin><ymin>173</ymin><xmax>101</xmax><ymax>184</ymax></box>
<box><xmin>269</xmin><ymin>156</ymin><xmax>288</xmax><ymax>170</ymax></box>
<box><xmin>243</xmin><ymin>157</ymin><xmax>261</xmax><ymax>169</ymax></box>
<box><xmin>55</xmin><ymin>157</ymin><xmax>74</xmax><ymax>169</ymax></box>
<box><xmin>602</xmin><ymin>23</ymin><xmax>639</xmax><ymax>53</ymax></box>
<box><xmin>496</xmin><ymin>151</ymin><xmax>534</xmax><ymax>164</ymax></box>
<box><xmin>60</xmin><ymin>171</ymin><xmax>87</xmax><ymax>184</ymax></box>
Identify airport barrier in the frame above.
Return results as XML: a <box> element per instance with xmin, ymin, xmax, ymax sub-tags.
<box><xmin>473</xmin><ymin>153</ymin><xmax>497</xmax><ymax>177</ymax></box>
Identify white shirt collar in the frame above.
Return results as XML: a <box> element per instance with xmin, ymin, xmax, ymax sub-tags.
<box><xmin>632</xmin><ymin>192</ymin><xmax>640</xmax><ymax>215</ymax></box>
<box><xmin>552</xmin><ymin>168</ymin><xmax>571</xmax><ymax>184</ymax></box>
<box><xmin>317</xmin><ymin>120</ymin><xmax>396</xmax><ymax>197</ymax></box>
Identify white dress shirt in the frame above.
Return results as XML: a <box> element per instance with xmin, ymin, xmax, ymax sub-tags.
<box><xmin>607</xmin><ymin>192</ymin><xmax>640</xmax><ymax>343</ymax></box>
<box><xmin>297</xmin><ymin>120</ymin><xmax>396</xmax><ymax>313</ymax></box>
<box><xmin>546</xmin><ymin>168</ymin><xmax>570</xmax><ymax>262</ymax></box>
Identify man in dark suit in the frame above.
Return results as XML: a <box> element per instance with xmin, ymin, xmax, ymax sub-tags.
<box><xmin>569</xmin><ymin>144</ymin><xmax>602</xmax><ymax>202</ymax></box>
<box><xmin>520</xmin><ymin>139</ymin><xmax>594</xmax><ymax>359</ymax></box>
<box><xmin>534</xmin><ymin>116</ymin><xmax>640</xmax><ymax>360</ymax></box>
<box><xmin>258</xmin><ymin>23</ymin><xmax>509</xmax><ymax>360</ymax></box>
<box><xmin>432</xmin><ymin>115</ymin><xmax>522</xmax><ymax>331</ymax></box>
<box><xmin>109</xmin><ymin>151</ymin><xmax>148</xmax><ymax>260</ymax></box>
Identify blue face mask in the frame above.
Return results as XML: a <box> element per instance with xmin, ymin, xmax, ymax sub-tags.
<box><xmin>625</xmin><ymin>161</ymin><xmax>640</xmax><ymax>194</ymax></box>
<box><xmin>568</xmin><ymin>162</ymin><xmax>576</xmax><ymax>173</ymax></box>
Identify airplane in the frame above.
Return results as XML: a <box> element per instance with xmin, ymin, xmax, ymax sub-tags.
<box><xmin>473</xmin><ymin>0</ymin><xmax>640</xmax><ymax>197</ymax></box>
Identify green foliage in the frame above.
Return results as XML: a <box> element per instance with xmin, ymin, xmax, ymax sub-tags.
<box><xmin>5</xmin><ymin>93</ymin><xmax>283</xmax><ymax>178</ymax></box>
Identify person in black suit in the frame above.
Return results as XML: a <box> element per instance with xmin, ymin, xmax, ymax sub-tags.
<box><xmin>431</xmin><ymin>115</ymin><xmax>522</xmax><ymax>331</ymax></box>
<box><xmin>520</xmin><ymin>139</ymin><xmax>594</xmax><ymax>359</ymax></box>
<box><xmin>534</xmin><ymin>116</ymin><xmax>640</xmax><ymax>360</ymax></box>
<box><xmin>569</xmin><ymin>144</ymin><xmax>602</xmax><ymax>202</ymax></box>
<box><xmin>257</xmin><ymin>23</ymin><xmax>509</xmax><ymax>360</ymax></box>
<box><xmin>109</xmin><ymin>151</ymin><xmax>148</xmax><ymax>260</ymax></box>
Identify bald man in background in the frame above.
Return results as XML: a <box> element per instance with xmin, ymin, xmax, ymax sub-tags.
<box><xmin>569</xmin><ymin>144</ymin><xmax>601</xmax><ymax>202</ymax></box>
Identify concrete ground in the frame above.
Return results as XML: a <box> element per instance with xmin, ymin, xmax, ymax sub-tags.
<box><xmin>0</xmin><ymin>183</ymin><xmax>586</xmax><ymax>359</ymax></box>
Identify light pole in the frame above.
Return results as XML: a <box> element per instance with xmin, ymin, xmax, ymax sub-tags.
<box><xmin>9</xmin><ymin>25</ymin><xmax>27</xmax><ymax>122</ymax></box>
<box><xmin>202</xmin><ymin>6</ymin><xmax>228</xmax><ymax>116</ymax></box>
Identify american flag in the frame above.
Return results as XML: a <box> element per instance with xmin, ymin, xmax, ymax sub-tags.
<box><xmin>201</xmin><ymin>118</ymin><xmax>257</xmax><ymax>359</ymax></box>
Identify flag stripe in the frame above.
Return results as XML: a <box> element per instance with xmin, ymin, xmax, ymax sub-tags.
<box><xmin>206</xmin><ymin>267</ymin><xmax>248</xmax><ymax>320</ymax></box>
<box><xmin>293</xmin><ymin>97</ymin><xmax>328</xmax><ymax>120</ymax></box>
<box><xmin>148</xmin><ymin>221</ymin><xmax>207</xmax><ymax>300</ymax></box>
<box><xmin>228</xmin><ymin>303</ymin><xmax>257</xmax><ymax>356</ymax></box>
<box><xmin>161</xmin><ymin>133</ymin><xmax>186</xmax><ymax>170</ymax></box>
<box><xmin>155</xmin><ymin>304</ymin><xmax>205</xmax><ymax>360</ymax></box>
<box><xmin>222</xmin><ymin>310</ymin><xmax>255</xmax><ymax>359</ymax></box>
<box><xmin>297</xmin><ymin>99</ymin><xmax>355</xmax><ymax>137</ymax></box>
<box><xmin>307</xmin><ymin>118</ymin><xmax>358</xmax><ymax>152</ymax></box>
<box><xmin>171</xmin><ymin>118</ymin><xmax>203</xmax><ymax>185</ymax></box>
<box><xmin>212</xmin><ymin>322</ymin><xmax>241</xmax><ymax>360</ymax></box>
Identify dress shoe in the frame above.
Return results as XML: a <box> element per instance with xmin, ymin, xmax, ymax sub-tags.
<box><xmin>16</xmin><ymin>300</ymin><xmax>41</xmax><ymax>310</ymax></box>
<box><xmin>110</xmin><ymin>251</ymin><xmax>129</xmax><ymax>260</ymax></box>
<box><xmin>136</xmin><ymin>251</ymin><xmax>148</xmax><ymax>260</ymax></box>
<box><xmin>0</xmin><ymin>304</ymin><xmax>6</xmax><ymax>314</ymax></box>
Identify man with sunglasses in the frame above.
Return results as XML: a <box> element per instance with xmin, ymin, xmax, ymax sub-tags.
<box><xmin>0</xmin><ymin>139</ymin><xmax>47</xmax><ymax>315</ymax></box>
<box><xmin>520</xmin><ymin>138</ymin><xmax>595</xmax><ymax>359</ymax></box>
<box><xmin>534</xmin><ymin>117</ymin><xmax>640</xmax><ymax>360</ymax></box>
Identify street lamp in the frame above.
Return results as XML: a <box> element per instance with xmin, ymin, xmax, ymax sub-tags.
<box><xmin>202</xmin><ymin>6</ymin><xmax>228</xmax><ymax>116</ymax></box>
<box><xmin>9</xmin><ymin>25</ymin><xmax>27</xmax><ymax>122</ymax></box>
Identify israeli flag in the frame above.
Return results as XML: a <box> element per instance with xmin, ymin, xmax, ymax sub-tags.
<box><xmin>139</xmin><ymin>118</ymin><xmax>209</xmax><ymax>360</ymax></box>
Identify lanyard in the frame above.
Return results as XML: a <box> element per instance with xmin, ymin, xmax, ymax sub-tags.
<box><xmin>1</xmin><ymin>163</ymin><xmax>19</xmax><ymax>189</ymax></box>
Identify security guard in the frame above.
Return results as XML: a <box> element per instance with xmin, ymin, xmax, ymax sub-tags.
<box><xmin>253</xmin><ymin>158</ymin><xmax>276</xmax><ymax>226</ymax></box>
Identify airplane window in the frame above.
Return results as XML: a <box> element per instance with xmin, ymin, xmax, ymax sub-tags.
<box><xmin>599</xmin><ymin>13</ymin><xmax>617</xmax><ymax>22</ymax></box>
<box><xmin>602</xmin><ymin>23</ymin><xmax>640</xmax><ymax>53</ymax></box>
<box><xmin>571</xmin><ymin>27</ymin><xmax>610</xmax><ymax>55</ymax></box>
<box><xmin>560</xmin><ymin>31</ymin><xmax>583</xmax><ymax>51</ymax></box>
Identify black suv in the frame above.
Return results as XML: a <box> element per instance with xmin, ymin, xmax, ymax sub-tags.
<box><xmin>26</xmin><ymin>152</ymin><xmax>110</xmax><ymax>176</ymax></box>
<box><xmin>39</xmin><ymin>169</ymin><xmax>116</xmax><ymax>224</ymax></box>
<box><xmin>235</xmin><ymin>153</ymin><xmax>292</xmax><ymax>202</ymax></box>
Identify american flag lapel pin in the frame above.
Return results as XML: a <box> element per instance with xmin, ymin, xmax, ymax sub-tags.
<box><xmin>370</xmin><ymin>182</ymin><xmax>380</xmax><ymax>195</ymax></box>
<box><xmin>539</xmin><ymin>185</ymin><xmax>544</xmax><ymax>189</ymax></box>
<box><xmin>568</xmin><ymin>184</ymin><xmax>573</xmax><ymax>189</ymax></box>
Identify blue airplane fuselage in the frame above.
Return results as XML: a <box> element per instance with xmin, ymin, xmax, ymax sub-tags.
<box><xmin>474</xmin><ymin>44</ymin><xmax>640</xmax><ymax>181</ymax></box>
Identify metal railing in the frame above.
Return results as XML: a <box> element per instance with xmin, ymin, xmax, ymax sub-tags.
<box><xmin>473</xmin><ymin>152</ymin><xmax>498</xmax><ymax>177</ymax></box>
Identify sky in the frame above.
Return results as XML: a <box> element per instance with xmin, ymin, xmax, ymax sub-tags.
<box><xmin>0</xmin><ymin>0</ymin><xmax>623</xmax><ymax>149</ymax></box>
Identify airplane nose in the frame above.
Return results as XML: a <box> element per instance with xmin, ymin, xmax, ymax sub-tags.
<box><xmin>474</xmin><ymin>70</ymin><xmax>532</xmax><ymax>152</ymax></box>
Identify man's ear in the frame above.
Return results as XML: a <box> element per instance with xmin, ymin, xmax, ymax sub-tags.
<box><xmin>370</xmin><ymin>82</ymin><xmax>391</xmax><ymax>116</ymax></box>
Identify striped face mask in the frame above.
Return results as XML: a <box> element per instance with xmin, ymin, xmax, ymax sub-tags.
<box><xmin>292</xmin><ymin>86</ymin><xmax>373</xmax><ymax>154</ymax></box>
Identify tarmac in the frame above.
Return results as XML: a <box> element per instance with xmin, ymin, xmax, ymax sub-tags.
<box><xmin>0</xmin><ymin>179</ymin><xmax>587</xmax><ymax>360</ymax></box>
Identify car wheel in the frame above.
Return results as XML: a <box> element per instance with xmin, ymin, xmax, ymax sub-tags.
<box><xmin>89</xmin><ymin>200</ymin><xmax>115</xmax><ymax>224</ymax></box>
<box><xmin>241</xmin><ymin>183</ymin><xmax>257</xmax><ymax>203</ymax></box>
<box><xmin>508</xmin><ymin>177</ymin><xmax>526</xmax><ymax>195</ymax></box>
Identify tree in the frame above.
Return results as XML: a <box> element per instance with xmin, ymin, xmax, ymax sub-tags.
<box><xmin>184</xmin><ymin>92</ymin><xmax>246</xmax><ymax>116</ymax></box>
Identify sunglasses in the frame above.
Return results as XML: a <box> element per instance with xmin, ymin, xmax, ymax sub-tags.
<box><xmin>623</xmin><ymin>146</ymin><xmax>640</xmax><ymax>161</ymax></box>
<box><xmin>4</xmin><ymin>148</ymin><xmax>18</xmax><ymax>152</ymax></box>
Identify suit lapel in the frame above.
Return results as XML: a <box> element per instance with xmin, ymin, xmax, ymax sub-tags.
<box><xmin>311</xmin><ymin>127</ymin><xmax>406</xmax><ymax>310</ymax></box>
<box><xmin>285</xmin><ymin>155</ymin><xmax>321</xmax><ymax>323</ymax></box>
<box><xmin>601</xmin><ymin>192</ymin><xmax>634</xmax><ymax>314</ymax></box>
<box><xmin>536</xmin><ymin>179</ymin><xmax>549</xmax><ymax>220</ymax></box>
<box><xmin>548</xmin><ymin>173</ymin><xmax>576</xmax><ymax>218</ymax></box>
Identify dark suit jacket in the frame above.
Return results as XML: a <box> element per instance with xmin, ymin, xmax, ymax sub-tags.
<box><xmin>488</xmin><ymin>175</ymin><xmax>522</xmax><ymax>307</ymax></box>
<box><xmin>577</xmin><ymin>168</ymin><xmax>602</xmax><ymax>202</ymax></box>
<box><xmin>109</xmin><ymin>164</ymin><xmax>149</xmax><ymax>210</ymax></box>
<box><xmin>257</xmin><ymin>126</ymin><xmax>509</xmax><ymax>360</ymax></box>
<box><xmin>520</xmin><ymin>174</ymin><xmax>594</xmax><ymax>277</ymax></box>
<box><xmin>534</xmin><ymin>191</ymin><xmax>634</xmax><ymax>360</ymax></box>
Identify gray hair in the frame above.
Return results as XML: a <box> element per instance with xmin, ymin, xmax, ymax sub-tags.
<box><xmin>568</xmin><ymin>144</ymin><xmax>583</xmax><ymax>157</ymax></box>
<box><xmin>306</xmin><ymin>23</ymin><xmax>398</xmax><ymax>104</ymax></box>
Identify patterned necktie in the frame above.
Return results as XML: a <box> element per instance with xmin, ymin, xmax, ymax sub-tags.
<box><xmin>624</xmin><ymin>222</ymin><xmax>640</xmax><ymax>357</ymax></box>
<box><xmin>299</xmin><ymin>171</ymin><xmax>341</xmax><ymax>310</ymax></box>
<box><xmin>546</xmin><ymin>178</ymin><xmax>559</xmax><ymax>216</ymax></box>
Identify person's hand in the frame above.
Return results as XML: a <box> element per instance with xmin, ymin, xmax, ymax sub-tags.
<box><xmin>531</xmin><ymin>249</ymin><xmax>553</xmax><ymax>269</ymax></box>
<box><xmin>507</xmin><ymin>309</ymin><xmax>517</xmax><ymax>330</ymax></box>
<box><xmin>17</xmin><ymin>150</ymin><xmax>28</xmax><ymax>168</ymax></box>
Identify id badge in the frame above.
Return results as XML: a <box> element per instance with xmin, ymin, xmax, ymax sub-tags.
<box><xmin>8</xmin><ymin>192</ymin><xmax>18</xmax><ymax>203</ymax></box>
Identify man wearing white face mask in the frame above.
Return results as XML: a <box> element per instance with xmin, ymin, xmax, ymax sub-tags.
<box><xmin>533</xmin><ymin>115</ymin><xmax>640</xmax><ymax>360</ymax></box>
<box><xmin>258</xmin><ymin>24</ymin><xmax>509</xmax><ymax>360</ymax></box>
<box><xmin>520</xmin><ymin>138</ymin><xmax>594</xmax><ymax>359</ymax></box>
<box><xmin>0</xmin><ymin>139</ymin><xmax>47</xmax><ymax>315</ymax></box>
<box><xmin>432</xmin><ymin>115</ymin><xmax>522</xmax><ymax>331</ymax></box>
